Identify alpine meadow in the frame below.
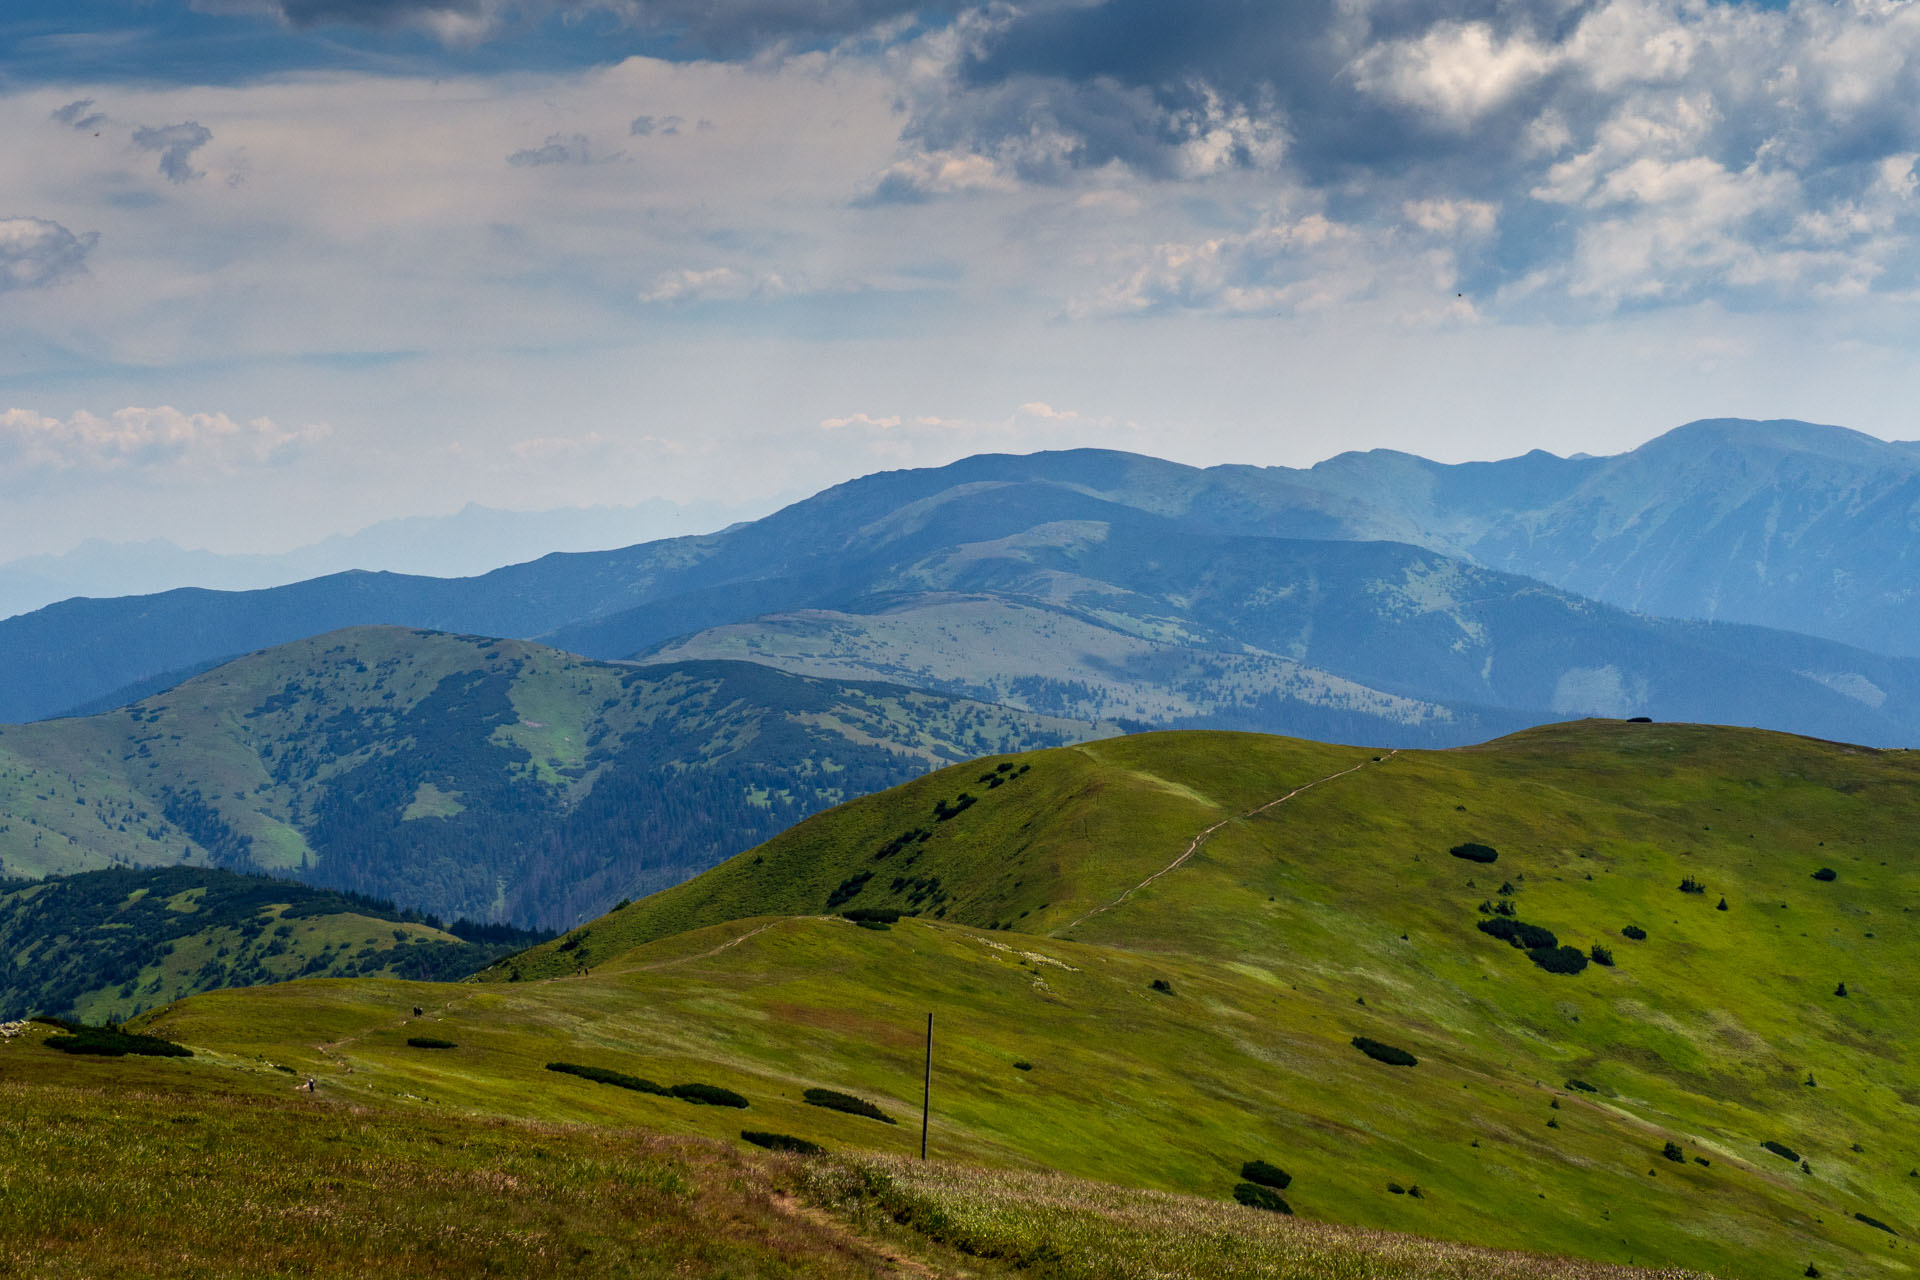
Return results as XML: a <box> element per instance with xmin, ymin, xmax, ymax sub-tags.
<box><xmin>10</xmin><ymin>0</ymin><xmax>1920</xmax><ymax>1275</ymax></box>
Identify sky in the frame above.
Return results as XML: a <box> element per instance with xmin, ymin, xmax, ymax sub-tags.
<box><xmin>5</xmin><ymin>0</ymin><xmax>1920</xmax><ymax>557</ymax></box>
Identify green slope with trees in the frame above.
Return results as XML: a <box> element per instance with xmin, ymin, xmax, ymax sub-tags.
<box><xmin>0</xmin><ymin>626</ymin><xmax>1102</xmax><ymax>928</ymax></box>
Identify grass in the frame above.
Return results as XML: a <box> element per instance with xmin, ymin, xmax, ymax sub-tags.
<box><xmin>17</xmin><ymin>719</ymin><xmax>1920</xmax><ymax>1277</ymax></box>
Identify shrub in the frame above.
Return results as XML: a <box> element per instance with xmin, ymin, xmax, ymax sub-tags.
<box><xmin>1387</xmin><ymin>1182</ymin><xmax>1406</xmax><ymax>1194</ymax></box>
<box><xmin>1566</xmin><ymin>1079</ymin><xmax>1599</xmax><ymax>1093</ymax></box>
<box><xmin>1449</xmin><ymin>843</ymin><xmax>1498</xmax><ymax>864</ymax></box>
<box><xmin>825</xmin><ymin>871</ymin><xmax>873</xmax><ymax>910</ymax></box>
<box><xmin>1694</xmin><ymin>1157</ymin><xmax>1711</xmax><ymax>1167</ymax></box>
<box><xmin>803</xmin><ymin>1088</ymin><xmax>895</xmax><ymax>1123</ymax></box>
<box><xmin>43</xmin><ymin>1023</ymin><xmax>192</xmax><ymax>1059</ymax></box>
<box><xmin>1531</xmin><ymin>946</ymin><xmax>1589</xmax><ymax>975</ymax></box>
<box><xmin>546</xmin><ymin>1061</ymin><xmax>667</xmax><ymax>1095</ymax></box>
<box><xmin>1762</xmin><ymin>1140</ymin><xmax>1802</xmax><ymax>1162</ymax></box>
<box><xmin>406</xmin><ymin>1037</ymin><xmax>456</xmax><ymax>1049</ymax></box>
<box><xmin>1150</xmin><ymin>978</ymin><xmax>1175</xmax><ymax>995</ymax></box>
<box><xmin>1590</xmin><ymin>945</ymin><xmax>1615</xmax><ymax>967</ymax></box>
<box><xmin>1663</xmin><ymin>1141</ymin><xmax>1685</xmax><ymax>1163</ymax></box>
<box><xmin>1622</xmin><ymin>925</ymin><xmax>1647</xmax><ymax>940</ymax></box>
<box><xmin>1812</xmin><ymin>868</ymin><xmax>1837</xmax><ymax>882</ymax></box>
<box><xmin>1717</xmin><ymin>897</ymin><xmax>1729</xmax><ymax>911</ymax></box>
<box><xmin>1679</xmin><ymin>876</ymin><xmax>1706</xmax><ymax>895</ymax></box>
<box><xmin>741</xmin><ymin>1130</ymin><xmax>825</xmax><ymax>1156</ymax></box>
<box><xmin>855</xmin><ymin>919</ymin><xmax>891</xmax><ymax>931</ymax></box>
<box><xmin>1835</xmin><ymin>981</ymin><xmax>1848</xmax><ymax>997</ymax></box>
<box><xmin>841</xmin><ymin>908</ymin><xmax>904</xmax><ymax>924</ymax></box>
<box><xmin>1232</xmin><ymin>1183</ymin><xmax>1292</xmax><ymax>1214</ymax></box>
<box><xmin>1012</xmin><ymin>1061</ymin><xmax>1033</xmax><ymax>1071</ymax></box>
<box><xmin>1239</xmin><ymin>1160</ymin><xmax>1292</xmax><ymax>1190</ymax></box>
<box><xmin>1806</xmin><ymin>1266</ymin><xmax>1822</xmax><ymax>1278</ymax></box>
<box><xmin>670</xmin><ymin>1083</ymin><xmax>749</xmax><ymax>1108</ymax></box>
<box><xmin>1352</xmin><ymin>1036</ymin><xmax>1418</xmax><ymax>1067</ymax></box>
<box><xmin>1477</xmin><ymin>918</ymin><xmax>1558</xmax><ymax>950</ymax></box>
<box><xmin>1855</xmin><ymin>1213</ymin><xmax>1896</xmax><ymax>1235</ymax></box>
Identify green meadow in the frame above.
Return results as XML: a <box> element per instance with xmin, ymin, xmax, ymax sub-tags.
<box><xmin>9</xmin><ymin>720</ymin><xmax>1920</xmax><ymax>1277</ymax></box>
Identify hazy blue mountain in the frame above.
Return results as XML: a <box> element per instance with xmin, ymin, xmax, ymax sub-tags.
<box><xmin>0</xmin><ymin>496</ymin><xmax>779</xmax><ymax>622</ymax></box>
<box><xmin>6</xmin><ymin>419</ymin><xmax>1919</xmax><ymax>747</ymax></box>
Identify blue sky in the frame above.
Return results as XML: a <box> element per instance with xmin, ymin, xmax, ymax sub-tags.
<box><xmin>3</xmin><ymin>0</ymin><xmax>1919</xmax><ymax>557</ymax></box>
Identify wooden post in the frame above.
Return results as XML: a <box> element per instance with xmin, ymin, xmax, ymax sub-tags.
<box><xmin>920</xmin><ymin>1011</ymin><xmax>933</xmax><ymax>1161</ymax></box>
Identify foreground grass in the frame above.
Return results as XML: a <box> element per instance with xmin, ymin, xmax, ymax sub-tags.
<box><xmin>0</xmin><ymin>1028</ymin><xmax>1711</xmax><ymax>1280</ymax></box>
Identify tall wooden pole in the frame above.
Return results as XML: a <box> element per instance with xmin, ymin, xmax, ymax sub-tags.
<box><xmin>920</xmin><ymin>1011</ymin><xmax>933</xmax><ymax>1161</ymax></box>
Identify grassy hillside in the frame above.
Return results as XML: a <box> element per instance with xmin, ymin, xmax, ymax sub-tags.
<box><xmin>0</xmin><ymin>626</ymin><xmax>1101</xmax><ymax>926</ymax></box>
<box><xmin>110</xmin><ymin>719</ymin><xmax>1920</xmax><ymax>1277</ymax></box>
<box><xmin>0</xmin><ymin>865</ymin><xmax>545</xmax><ymax>1022</ymax></box>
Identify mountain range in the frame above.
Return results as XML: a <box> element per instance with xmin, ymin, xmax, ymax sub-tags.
<box><xmin>3</xmin><ymin>420</ymin><xmax>1918</xmax><ymax>751</ymax></box>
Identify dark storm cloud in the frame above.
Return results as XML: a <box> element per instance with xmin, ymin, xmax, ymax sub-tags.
<box><xmin>132</xmin><ymin>121</ymin><xmax>215</xmax><ymax>182</ymax></box>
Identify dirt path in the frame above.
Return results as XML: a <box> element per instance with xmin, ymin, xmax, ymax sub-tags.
<box><xmin>630</xmin><ymin>920</ymin><xmax>779</xmax><ymax>971</ymax></box>
<box><xmin>1058</xmin><ymin>750</ymin><xmax>1397</xmax><ymax>934</ymax></box>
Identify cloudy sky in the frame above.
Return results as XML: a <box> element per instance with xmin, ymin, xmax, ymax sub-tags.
<box><xmin>4</xmin><ymin>0</ymin><xmax>1920</xmax><ymax>557</ymax></box>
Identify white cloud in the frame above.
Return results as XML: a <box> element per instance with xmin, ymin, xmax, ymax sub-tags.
<box><xmin>639</xmin><ymin>266</ymin><xmax>800</xmax><ymax>302</ymax></box>
<box><xmin>1350</xmin><ymin>22</ymin><xmax>1562</xmax><ymax>127</ymax></box>
<box><xmin>0</xmin><ymin>217</ymin><xmax>99</xmax><ymax>291</ymax></box>
<box><xmin>0</xmin><ymin>406</ymin><xmax>328</xmax><ymax>486</ymax></box>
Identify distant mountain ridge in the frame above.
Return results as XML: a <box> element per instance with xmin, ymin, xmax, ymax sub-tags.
<box><xmin>4</xmin><ymin>419</ymin><xmax>1918</xmax><ymax>747</ymax></box>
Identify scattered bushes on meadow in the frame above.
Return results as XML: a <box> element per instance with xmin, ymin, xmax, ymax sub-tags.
<box><xmin>1449</xmin><ymin>843</ymin><xmax>1498</xmax><ymax>864</ymax></box>
<box><xmin>547</xmin><ymin>1061</ymin><xmax>665</xmax><ymax>1094</ymax></box>
<box><xmin>1590</xmin><ymin>945</ymin><xmax>1615</xmax><ymax>967</ymax></box>
<box><xmin>1232</xmin><ymin>1183</ymin><xmax>1292</xmax><ymax>1214</ymax></box>
<box><xmin>1812</xmin><ymin>868</ymin><xmax>1837</xmax><ymax>882</ymax></box>
<box><xmin>1477</xmin><ymin>918</ymin><xmax>1558</xmax><ymax>951</ymax></box>
<box><xmin>1762</xmin><ymin>1140</ymin><xmax>1802</xmax><ymax>1162</ymax></box>
<box><xmin>1240</xmin><ymin>1160</ymin><xmax>1292</xmax><ymax>1190</ymax></box>
<box><xmin>42</xmin><ymin>1021</ymin><xmax>192</xmax><ymax>1058</ymax></box>
<box><xmin>825</xmin><ymin>871</ymin><xmax>873</xmax><ymax>910</ymax></box>
<box><xmin>803</xmin><ymin>1088</ymin><xmax>895</xmax><ymax>1124</ymax></box>
<box><xmin>1352</xmin><ymin>1036</ymin><xmax>1418</xmax><ymax>1067</ymax></box>
<box><xmin>841</xmin><ymin>907</ymin><xmax>907</xmax><ymax>925</ymax></box>
<box><xmin>1622</xmin><ymin>925</ymin><xmax>1648</xmax><ymax>940</ymax></box>
<box><xmin>932</xmin><ymin>794</ymin><xmax>977</xmax><ymax>822</ymax></box>
<box><xmin>741</xmin><ymin>1130</ymin><xmax>825</xmax><ymax>1156</ymax></box>
<box><xmin>1855</xmin><ymin>1213</ymin><xmax>1897</xmax><ymax>1235</ymax></box>
<box><xmin>1663</xmin><ymin>1141</ymin><xmax>1685</xmax><ymax>1163</ymax></box>
<box><xmin>670</xmin><ymin>1083</ymin><xmax>750</xmax><ymax>1108</ymax></box>
<box><xmin>1679</xmin><ymin>876</ymin><xmax>1707</xmax><ymax>895</ymax></box>
<box><xmin>1150</xmin><ymin>979</ymin><xmax>1175</xmax><ymax>995</ymax></box>
<box><xmin>1531</xmin><ymin>946</ymin><xmax>1589</xmax><ymax>976</ymax></box>
<box><xmin>1566</xmin><ymin>1079</ymin><xmax>1599</xmax><ymax>1094</ymax></box>
<box><xmin>406</xmin><ymin>1037</ymin><xmax>456</xmax><ymax>1050</ymax></box>
<box><xmin>874</xmin><ymin>828</ymin><xmax>932</xmax><ymax>860</ymax></box>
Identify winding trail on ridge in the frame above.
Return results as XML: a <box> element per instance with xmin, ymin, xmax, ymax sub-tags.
<box><xmin>1057</xmin><ymin>750</ymin><xmax>1398</xmax><ymax>935</ymax></box>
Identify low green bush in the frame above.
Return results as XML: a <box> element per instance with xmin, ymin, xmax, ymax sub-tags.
<box><xmin>1663</xmin><ymin>1141</ymin><xmax>1685</xmax><ymax>1163</ymax></box>
<box><xmin>1812</xmin><ymin>868</ymin><xmax>1837</xmax><ymax>882</ymax></box>
<box><xmin>1762</xmin><ymin>1140</ymin><xmax>1802</xmax><ymax>1162</ymax></box>
<box><xmin>1352</xmin><ymin>1036</ymin><xmax>1417</xmax><ymax>1067</ymax></box>
<box><xmin>1449</xmin><ymin>842</ymin><xmax>1498</xmax><ymax>864</ymax></box>
<box><xmin>741</xmin><ymin>1130</ymin><xmax>825</xmax><ymax>1156</ymax></box>
<box><xmin>1012</xmin><ymin>1061</ymin><xmax>1033</xmax><ymax>1071</ymax></box>
<box><xmin>1232</xmin><ymin>1183</ymin><xmax>1291</xmax><ymax>1214</ymax></box>
<box><xmin>669</xmin><ymin>1083</ymin><xmax>749</xmax><ymax>1109</ymax></box>
<box><xmin>1566</xmin><ymin>1079</ymin><xmax>1599</xmax><ymax>1093</ymax></box>
<box><xmin>825</xmin><ymin>871</ymin><xmax>873</xmax><ymax>910</ymax></box>
<box><xmin>43</xmin><ymin>1022</ymin><xmax>192</xmax><ymax>1059</ymax></box>
<box><xmin>803</xmin><ymin>1087</ymin><xmax>895</xmax><ymax>1123</ymax></box>
<box><xmin>406</xmin><ymin>1037</ymin><xmax>456</xmax><ymax>1050</ymax></box>
<box><xmin>1679</xmin><ymin>876</ymin><xmax>1707</xmax><ymax>895</ymax></box>
<box><xmin>1150</xmin><ymin>978</ymin><xmax>1175</xmax><ymax>995</ymax></box>
<box><xmin>1621</xmin><ymin>925</ymin><xmax>1648</xmax><ymax>940</ymax></box>
<box><xmin>1854</xmin><ymin>1213</ymin><xmax>1896</xmax><ymax>1235</ymax></box>
<box><xmin>841</xmin><ymin>908</ymin><xmax>905</xmax><ymax>924</ymax></box>
<box><xmin>546</xmin><ymin>1061</ymin><xmax>666</xmax><ymax>1095</ymax></box>
<box><xmin>1531</xmin><ymin>946</ymin><xmax>1589</xmax><ymax>975</ymax></box>
<box><xmin>1239</xmin><ymin>1160</ymin><xmax>1291</xmax><ymax>1190</ymax></box>
<box><xmin>1590</xmin><ymin>944</ymin><xmax>1615</xmax><ymax>967</ymax></box>
<box><xmin>1477</xmin><ymin>918</ymin><xmax>1558</xmax><ymax>950</ymax></box>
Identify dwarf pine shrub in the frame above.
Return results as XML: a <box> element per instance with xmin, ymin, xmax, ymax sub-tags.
<box><xmin>1531</xmin><ymin>946</ymin><xmax>1589</xmax><ymax>975</ymax></box>
<box><xmin>1233</xmin><ymin>1183</ymin><xmax>1292</xmax><ymax>1214</ymax></box>
<box><xmin>803</xmin><ymin>1088</ymin><xmax>895</xmax><ymax>1123</ymax></box>
<box><xmin>1352</xmin><ymin>1036</ymin><xmax>1418</xmax><ymax>1067</ymax></box>
<box><xmin>43</xmin><ymin>1023</ymin><xmax>192</xmax><ymax>1058</ymax></box>
<box><xmin>546</xmin><ymin>1061</ymin><xmax>666</xmax><ymax>1095</ymax></box>
<box><xmin>1449</xmin><ymin>843</ymin><xmax>1498</xmax><ymax>864</ymax></box>
<box><xmin>1762</xmin><ymin>1140</ymin><xmax>1802</xmax><ymax>1162</ymax></box>
<box><xmin>1622</xmin><ymin>924</ymin><xmax>1648</xmax><ymax>940</ymax></box>
<box><xmin>1590</xmin><ymin>944</ymin><xmax>1615</xmax><ymax>966</ymax></box>
<box><xmin>406</xmin><ymin>1037</ymin><xmax>456</xmax><ymax>1050</ymax></box>
<box><xmin>1663</xmin><ymin>1141</ymin><xmax>1685</xmax><ymax>1163</ymax></box>
<box><xmin>1240</xmin><ymin>1160</ymin><xmax>1292</xmax><ymax>1190</ymax></box>
<box><xmin>670</xmin><ymin>1083</ymin><xmax>749</xmax><ymax>1109</ymax></box>
<box><xmin>1477</xmin><ymin>918</ymin><xmax>1558</xmax><ymax>950</ymax></box>
<box><xmin>1679</xmin><ymin>876</ymin><xmax>1706</xmax><ymax>895</ymax></box>
<box><xmin>741</xmin><ymin>1130</ymin><xmax>825</xmax><ymax>1156</ymax></box>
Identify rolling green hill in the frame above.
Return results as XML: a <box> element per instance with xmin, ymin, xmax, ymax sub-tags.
<box><xmin>0</xmin><ymin>864</ymin><xmax>543</xmax><ymax>1023</ymax></box>
<box><xmin>102</xmin><ymin>719</ymin><xmax>1920</xmax><ymax>1278</ymax></box>
<box><xmin>0</xmin><ymin>626</ymin><xmax>1101</xmax><ymax>927</ymax></box>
